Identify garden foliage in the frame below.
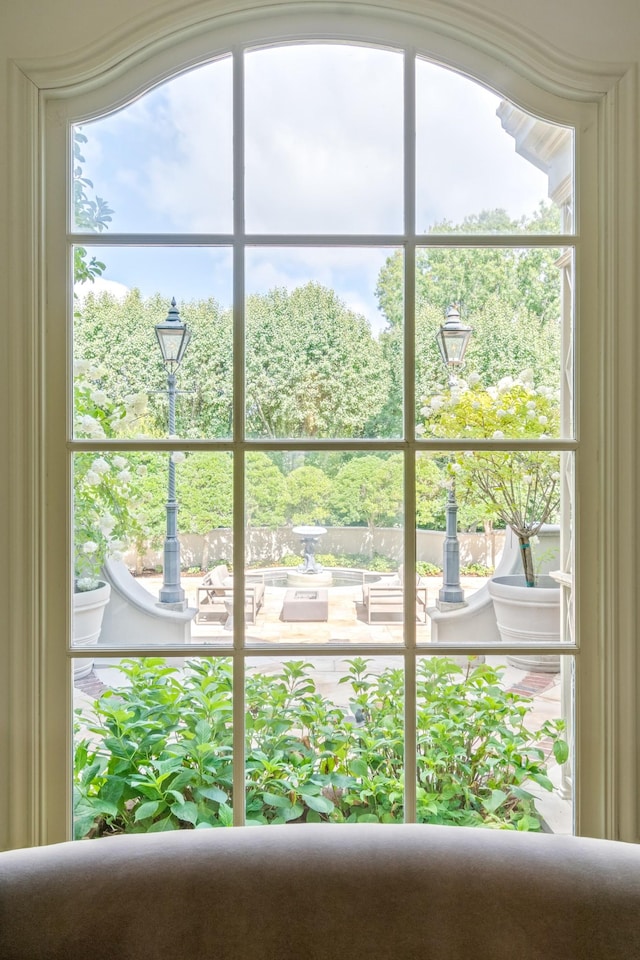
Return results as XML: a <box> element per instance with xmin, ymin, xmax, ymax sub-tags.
<box><xmin>74</xmin><ymin>656</ymin><xmax>567</xmax><ymax>838</ymax></box>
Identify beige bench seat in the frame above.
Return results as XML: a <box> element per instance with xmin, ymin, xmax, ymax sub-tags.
<box><xmin>196</xmin><ymin>564</ymin><xmax>265</xmax><ymax>624</ymax></box>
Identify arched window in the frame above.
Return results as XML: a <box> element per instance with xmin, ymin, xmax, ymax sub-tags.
<box><xmin>32</xmin><ymin>7</ymin><xmax>620</xmax><ymax>844</ymax></box>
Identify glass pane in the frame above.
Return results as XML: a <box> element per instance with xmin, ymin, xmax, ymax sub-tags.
<box><xmin>415</xmin><ymin>451</ymin><xmax>574</xmax><ymax>648</ymax></box>
<box><xmin>73</xmin><ymin>246</ymin><xmax>233</xmax><ymax>439</ymax></box>
<box><xmin>416</xmin><ymin>58</ymin><xmax>574</xmax><ymax>235</ymax></box>
<box><xmin>72</xmin><ymin>451</ymin><xmax>234</xmax><ymax>647</ymax></box>
<box><xmin>410</xmin><ymin>247</ymin><xmax>572</xmax><ymax>439</ymax></box>
<box><xmin>245</xmin><ymin>247</ymin><xmax>402</xmax><ymax>439</ymax></box>
<box><xmin>245</xmin><ymin>44</ymin><xmax>404</xmax><ymax>234</ymax></box>
<box><xmin>416</xmin><ymin>656</ymin><xmax>573</xmax><ymax>833</ymax></box>
<box><xmin>72</xmin><ymin>57</ymin><xmax>233</xmax><ymax>234</ymax></box>
<box><xmin>73</xmin><ymin>657</ymin><xmax>233</xmax><ymax>838</ymax></box>
<box><xmin>241</xmin><ymin>451</ymin><xmax>406</xmax><ymax>644</ymax></box>
<box><xmin>245</xmin><ymin>656</ymin><xmax>404</xmax><ymax>824</ymax></box>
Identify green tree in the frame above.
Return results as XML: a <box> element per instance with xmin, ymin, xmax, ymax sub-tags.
<box><xmin>330</xmin><ymin>455</ymin><xmax>403</xmax><ymax>533</ymax></box>
<box><xmin>246</xmin><ymin>283</ymin><xmax>390</xmax><ymax>438</ymax></box>
<box><xmin>73</xmin><ymin>128</ymin><xmax>113</xmax><ymax>285</ymax></box>
<box><xmin>415</xmin><ymin>454</ymin><xmax>445</xmax><ymax>529</ymax></box>
<box><xmin>74</xmin><ymin>290</ymin><xmax>233</xmax><ymax>439</ymax></box>
<box><xmin>175</xmin><ymin>453</ymin><xmax>234</xmax><ymax>534</ymax></box>
<box><xmin>246</xmin><ymin>453</ymin><xmax>288</xmax><ymax>527</ymax></box>
<box><xmin>286</xmin><ymin>465</ymin><xmax>333</xmax><ymax>525</ymax></box>
<box><xmin>373</xmin><ymin>205</ymin><xmax>562</xmax><ymax>434</ymax></box>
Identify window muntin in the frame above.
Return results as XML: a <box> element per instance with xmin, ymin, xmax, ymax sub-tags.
<box><xmin>67</xmin><ymin>40</ymin><xmax>576</xmax><ymax>832</ymax></box>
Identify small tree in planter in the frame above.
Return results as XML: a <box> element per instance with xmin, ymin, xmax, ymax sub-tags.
<box><xmin>419</xmin><ymin>370</ymin><xmax>561</xmax><ymax>585</ymax></box>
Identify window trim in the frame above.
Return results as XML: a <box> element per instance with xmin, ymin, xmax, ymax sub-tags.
<box><xmin>5</xmin><ymin>2</ymin><xmax>638</xmax><ymax>848</ymax></box>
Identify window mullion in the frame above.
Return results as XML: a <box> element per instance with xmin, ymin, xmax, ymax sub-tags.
<box><xmin>402</xmin><ymin>47</ymin><xmax>417</xmax><ymax>823</ymax></box>
<box><xmin>232</xmin><ymin>45</ymin><xmax>247</xmax><ymax>827</ymax></box>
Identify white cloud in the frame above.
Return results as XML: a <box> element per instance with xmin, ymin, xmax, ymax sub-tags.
<box><xmin>76</xmin><ymin>44</ymin><xmax>564</xmax><ymax>323</ymax></box>
<box><xmin>74</xmin><ymin>277</ymin><xmax>130</xmax><ymax>301</ymax></box>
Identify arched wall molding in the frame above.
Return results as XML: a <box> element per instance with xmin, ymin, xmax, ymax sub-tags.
<box><xmin>4</xmin><ymin>0</ymin><xmax>639</xmax><ymax>847</ymax></box>
<box><xmin>17</xmin><ymin>0</ymin><xmax>630</xmax><ymax>103</ymax></box>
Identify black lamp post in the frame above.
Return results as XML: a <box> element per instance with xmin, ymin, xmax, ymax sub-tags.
<box><xmin>436</xmin><ymin>303</ymin><xmax>472</xmax><ymax>609</ymax></box>
<box><xmin>155</xmin><ymin>298</ymin><xmax>191</xmax><ymax>605</ymax></box>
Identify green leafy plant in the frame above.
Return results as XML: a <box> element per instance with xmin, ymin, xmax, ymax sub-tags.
<box><xmin>74</xmin><ymin>361</ymin><xmax>150</xmax><ymax>589</ymax></box>
<box><xmin>73</xmin><ymin>128</ymin><xmax>113</xmax><ymax>286</ymax></box>
<box><xmin>420</xmin><ymin>371</ymin><xmax>561</xmax><ymax>585</ymax></box>
<box><xmin>74</xmin><ymin>656</ymin><xmax>567</xmax><ymax>836</ymax></box>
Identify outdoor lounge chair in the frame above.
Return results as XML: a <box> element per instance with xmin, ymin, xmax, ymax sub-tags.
<box><xmin>362</xmin><ymin>566</ymin><xmax>427</xmax><ymax>624</ymax></box>
<box><xmin>196</xmin><ymin>564</ymin><xmax>265</xmax><ymax>624</ymax></box>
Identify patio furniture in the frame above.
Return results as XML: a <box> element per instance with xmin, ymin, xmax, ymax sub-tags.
<box><xmin>196</xmin><ymin>564</ymin><xmax>265</xmax><ymax>624</ymax></box>
<box><xmin>362</xmin><ymin>568</ymin><xmax>428</xmax><ymax>623</ymax></box>
<box><xmin>2</xmin><ymin>825</ymin><xmax>639</xmax><ymax>959</ymax></box>
<box><xmin>281</xmin><ymin>587</ymin><xmax>329</xmax><ymax>622</ymax></box>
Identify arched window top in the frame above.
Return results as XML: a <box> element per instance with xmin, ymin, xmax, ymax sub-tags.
<box><xmin>72</xmin><ymin>41</ymin><xmax>574</xmax><ymax>239</ymax></box>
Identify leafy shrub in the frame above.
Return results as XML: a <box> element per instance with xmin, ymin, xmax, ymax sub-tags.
<box><xmin>74</xmin><ymin>657</ymin><xmax>567</xmax><ymax>837</ymax></box>
<box><xmin>416</xmin><ymin>561</ymin><xmax>442</xmax><ymax>577</ymax></box>
<box><xmin>460</xmin><ymin>562</ymin><xmax>493</xmax><ymax>577</ymax></box>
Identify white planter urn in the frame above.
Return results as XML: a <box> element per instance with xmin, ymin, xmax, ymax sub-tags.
<box><xmin>488</xmin><ymin>574</ymin><xmax>560</xmax><ymax>673</ymax></box>
<box><xmin>73</xmin><ymin>581</ymin><xmax>111</xmax><ymax>680</ymax></box>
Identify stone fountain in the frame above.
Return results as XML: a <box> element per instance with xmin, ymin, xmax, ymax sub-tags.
<box><xmin>288</xmin><ymin>525</ymin><xmax>333</xmax><ymax>586</ymax></box>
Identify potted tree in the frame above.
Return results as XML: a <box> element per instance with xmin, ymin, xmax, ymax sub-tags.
<box><xmin>73</xmin><ymin>361</ymin><xmax>149</xmax><ymax>678</ymax></box>
<box><xmin>420</xmin><ymin>370</ymin><xmax>562</xmax><ymax>670</ymax></box>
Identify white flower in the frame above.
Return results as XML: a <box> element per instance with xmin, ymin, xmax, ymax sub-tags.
<box><xmin>497</xmin><ymin>376</ymin><xmax>514</xmax><ymax>393</ymax></box>
<box><xmin>420</xmin><ymin>406</ymin><xmax>431</xmax><ymax>416</ymax></box>
<box><xmin>85</xmin><ymin>470</ymin><xmax>101</xmax><ymax>486</ymax></box>
<box><xmin>430</xmin><ymin>396</ymin><xmax>444</xmax><ymax>410</ymax></box>
<box><xmin>117</xmin><ymin>469</ymin><xmax>132</xmax><ymax>483</ymax></box>
<box><xmin>527</xmin><ymin>410</ymin><xmax>536</xmax><ymax>419</ymax></box>
<box><xmin>113</xmin><ymin>455</ymin><xmax>127</xmax><ymax>469</ymax></box>
<box><xmin>79</xmin><ymin>415</ymin><xmax>105</xmax><ymax>438</ymax></box>
<box><xmin>467</xmin><ymin>372</ymin><xmax>481</xmax><ymax>387</ymax></box>
<box><xmin>74</xmin><ymin>360</ymin><xmax>91</xmax><ymax>376</ymax></box>
<box><xmin>526</xmin><ymin>400</ymin><xmax>536</xmax><ymax>410</ymax></box>
<box><xmin>538</xmin><ymin>415</ymin><xmax>548</xmax><ymax>425</ymax></box>
<box><xmin>450</xmin><ymin>462</ymin><xmax>462</xmax><ymax>474</ymax></box>
<box><xmin>551</xmin><ymin>472</ymin><xmax>561</xmax><ymax>481</ymax></box>
<box><xmin>471</xmin><ymin>401</ymin><xmax>480</xmax><ymax>409</ymax></box>
<box><xmin>496</xmin><ymin>408</ymin><xmax>506</xmax><ymax>418</ymax></box>
<box><xmin>492</xmin><ymin>430</ymin><xmax>505</xmax><ymax>439</ymax></box>
<box><xmin>91</xmin><ymin>457</ymin><xmax>110</xmax><ymax>474</ymax></box>
<box><xmin>82</xmin><ymin>541</ymin><xmax>98</xmax><ymax>555</ymax></box>
<box><xmin>171</xmin><ymin>451</ymin><xmax>186</xmax><ymax>464</ymax></box>
<box><xmin>519</xmin><ymin>368</ymin><xmax>534</xmax><ymax>386</ymax></box>
<box><xmin>136</xmin><ymin>465</ymin><xmax>148</xmax><ymax>477</ymax></box>
<box><xmin>415</xmin><ymin>424</ymin><xmax>425</xmax><ymax>436</ymax></box>
<box><xmin>90</xmin><ymin>389</ymin><xmax>108</xmax><ymax>406</ymax></box>
<box><xmin>98</xmin><ymin>513</ymin><xmax>116</xmax><ymax>536</ymax></box>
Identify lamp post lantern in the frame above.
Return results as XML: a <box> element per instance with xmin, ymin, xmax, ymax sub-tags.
<box><xmin>436</xmin><ymin>303</ymin><xmax>472</xmax><ymax>610</ymax></box>
<box><xmin>155</xmin><ymin>298</ymin><xmax>191</xmax><ymax>606</ymax></box>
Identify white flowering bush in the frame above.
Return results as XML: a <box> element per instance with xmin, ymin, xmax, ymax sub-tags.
<box><xmin>74</xmin><ymin>361</ymin><xmax>150</xmax><ymax>590</ymax></box>
<box><xmin>421</xmin><ymin>371</ymin><xmax>561</xmax><ymax>586</ymax></box>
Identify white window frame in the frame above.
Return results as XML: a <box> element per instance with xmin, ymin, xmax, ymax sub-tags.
<box><xmin>4</xmin><ymin>2</ymin><xmax>639</xmax><ymax>848</ymax></box>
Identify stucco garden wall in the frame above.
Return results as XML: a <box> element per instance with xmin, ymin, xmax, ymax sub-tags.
<box><xmin>130</xmin><ymin>527</ymin><xmax>505</xmax><ymax>571</ymax></box>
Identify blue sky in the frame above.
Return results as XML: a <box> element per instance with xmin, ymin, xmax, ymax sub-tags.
<box><xmin>75</xmin><ymin>45</ymin><xmax>561</xmax><ymax>333</ymax></box>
